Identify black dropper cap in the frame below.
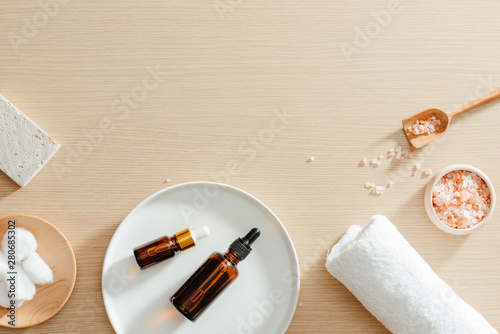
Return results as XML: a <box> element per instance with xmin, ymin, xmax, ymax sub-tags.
<box><xmin>229</xmin><ymin>228</ymin><xmax>261</xmax><ymax>260</ymax></box>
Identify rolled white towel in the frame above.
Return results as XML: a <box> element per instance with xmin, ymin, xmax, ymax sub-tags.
<box><xmin>326</xmin><ymin>215</ymin><xmax>497</xmax><ymax>334</ymax></box>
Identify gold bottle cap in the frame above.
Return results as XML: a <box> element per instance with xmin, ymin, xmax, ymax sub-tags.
<box><xmin>175</xmin><ymin>228</ymin><xmax>196</xmax><ymax>251</ymax></box>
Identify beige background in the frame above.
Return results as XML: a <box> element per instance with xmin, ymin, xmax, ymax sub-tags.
<box><xmin>1</xmin><ymin>0</ymin><xmax>500</xmax><ymax>333</ymax></box>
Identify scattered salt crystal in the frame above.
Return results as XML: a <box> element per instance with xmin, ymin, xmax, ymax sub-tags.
<box><xmin>424</xmin><ymin>169</ymin><xmax>432</xmax><ymax>176</ymax></box>
<box><xmin>307</xmin><ymin>156</ymin><xmax>315</xmax><ymax>162</ymax></box>
<box><xmin>387</xmin><ymin>181</ymin><xmax>394</xmax><ymax>188</ymax></box>
<box><xmin>375</xmin><ymin>186</ymin><xmax>385</xmax><ymax>195</ymax></box>
<box><xmin>370</xmin><ymin>158</ymin><xmax>381</xmax><ymax>167</ymax></box>
<box><xmin>361</xmin><ymin>145</ymin><xmax>426</xmax><ymax>196</ymax></box>
<box><xmin>360</xmin><ymin>157</ymin><xmax>367</xmax><ymax>166</ymax></box>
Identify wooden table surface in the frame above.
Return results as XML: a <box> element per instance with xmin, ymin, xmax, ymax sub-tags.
<box><xmin>1</xmin><ymin>1</ymin><xmax>500</xmax><ymax>333</ymax></box>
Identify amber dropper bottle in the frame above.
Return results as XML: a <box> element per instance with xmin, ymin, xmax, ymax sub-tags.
<box><xmin>133</xmin><ymin>226</ymin><xmax>210</xmax><ymax>270</ymax></box>
<box><xmin>171</xmin><ymin>228</ymin><xmax>261</xmax><ymax>321</ymax></box>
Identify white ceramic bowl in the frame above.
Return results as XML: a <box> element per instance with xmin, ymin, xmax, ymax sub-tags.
<box><xmin>425</xmin><ymin>164</ymin><xmax>496</xmax><ymax>235</ymax></box>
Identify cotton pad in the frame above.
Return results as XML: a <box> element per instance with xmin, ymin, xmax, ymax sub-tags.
<box><xmin>0</xmin><ymin>227</ymin><xmax>53</xmax><ymax>311</ymax></box>
<box><xmin>3</xmin><ymin>266</ymin><xmax>36</xmax><ymax>302</ymax></box>
<box><xmin>0</xmin><ymin>283</ymin><xmax>24</xmax><ymax>309</ymax></box>
<box><xmin>1</xmin><ymin>227</ymin><xmax>37</xmax><ymax>262</ymax></box>
<box><xmin>23</xmin><ymin>252</ymin><xmax>53</xmax><ymax>285</ymax></box>
<box><xmin>0</xmin><ymin>252</ymin><xmax>9</xmax><ymax>282</ymax></box>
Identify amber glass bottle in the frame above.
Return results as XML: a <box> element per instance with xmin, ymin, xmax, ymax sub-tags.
<box><xmin>171</xmin><ymin>228</ymin><xmax>261</xmax><ymax>321</ymax></box>
<box><xmin>133</xmin><ymin>227</ymin><xmax>210</xmax><ymax>270</ymax></box>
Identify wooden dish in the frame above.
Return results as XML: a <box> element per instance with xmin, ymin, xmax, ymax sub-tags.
<box><xmin>0</xmin><ymin>214</ymin><xmax>76</xmax><ymax>328</ymax></box>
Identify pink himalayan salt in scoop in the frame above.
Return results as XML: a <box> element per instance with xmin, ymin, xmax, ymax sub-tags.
<box><xmin>432</xmin><ymin>170</ymin><xmax>491</xmax><ymax>229</ymax></box>
<box><xmin>406</xmin><ymin>116</ymin><xmax>441</xmax><ymax>136</ymax></box>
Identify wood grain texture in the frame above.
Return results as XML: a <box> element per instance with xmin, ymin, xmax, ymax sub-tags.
<box><xmin>0</xmin><ymin>215</ymin><xmax>76</xmax><ymax>328</ymax></box>
<box><xmin>453</xmin><ymin>87</ymin><xmax>500</xmax><ymax>116</ymax></box>
<box><xmin>1</xmin><ymin>0</ymin><xmax>500</xmax><ymax>332</ymax></box>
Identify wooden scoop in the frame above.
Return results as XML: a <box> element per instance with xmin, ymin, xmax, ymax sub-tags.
<box><xmin>403</xmin><ymin>87</ymin><xmax>500</xmax><ymax>149</ymax></box>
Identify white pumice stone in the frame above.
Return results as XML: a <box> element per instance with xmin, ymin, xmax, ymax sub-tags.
<box><xmin>1</xmin><ymin>227</ymin><xmax>38</xmax><ymax>262</ymax></box>
<box><xmin>23</xmin><ymin>252</ymin><xmax>53</xmax><ymax>285</ymax></box>
<box><xmin>0</xmin><ymin>93</ymin><xmax>61</xmax><ymax>187</ymax></box>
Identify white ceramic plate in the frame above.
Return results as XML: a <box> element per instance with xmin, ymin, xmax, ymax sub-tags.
<box><xmin>102</xmin><ymin>182</ymin><xmax>300</xmax><ymax>334</ymax></box>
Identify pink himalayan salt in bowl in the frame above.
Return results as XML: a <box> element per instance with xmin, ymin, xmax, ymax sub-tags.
<box><xmin>425</xmin><ymin>164</ymin><xmax>496</xmax><ymax>235</ymax></box>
